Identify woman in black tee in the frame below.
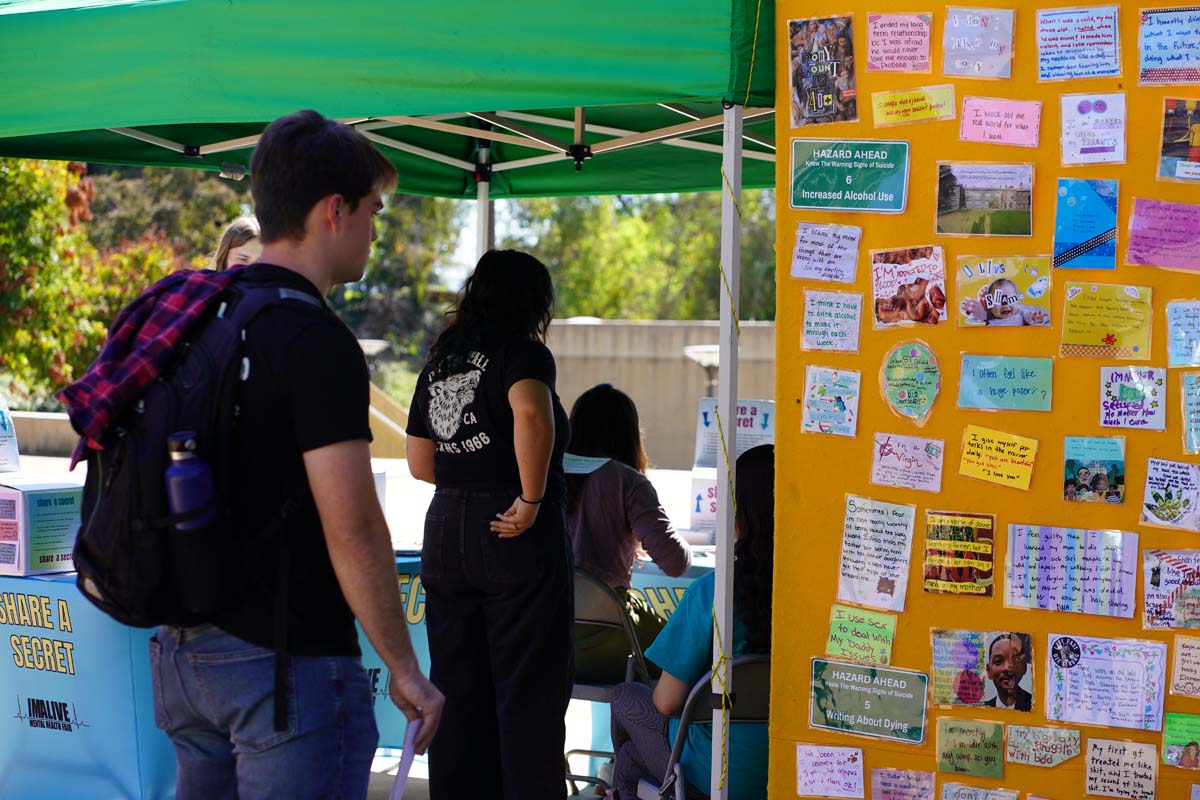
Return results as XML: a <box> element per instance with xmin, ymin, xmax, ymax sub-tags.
<box><xmin>406</xmin><ymin>250</ymin><xmax>572</xmax><ymax>799</ymax></box>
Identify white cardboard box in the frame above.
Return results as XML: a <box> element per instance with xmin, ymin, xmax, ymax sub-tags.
<box><xmin>0</xmin><ymin>474</ymin><xmax>84</xmax><ymax>576</ymax></box>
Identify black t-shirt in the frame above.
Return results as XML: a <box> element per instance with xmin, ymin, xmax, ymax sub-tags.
<box><xmin>212</xmin><ymin>264</ymin><xmax>372</xmax><ymax>656</ymax></box>
<box><xmin>407</xmin><ymin>335</ymin><xmax>569</xmax><ymax>502</ymax></box>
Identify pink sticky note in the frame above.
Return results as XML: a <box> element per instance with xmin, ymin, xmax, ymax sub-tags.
<box><xmin>1128</xmin><ymin>198</ymin><xmax>1200</xmax><ymax>272</ymax></box>
<box><xmin>959</xmin><ymin>97</ymin><xmax>1043</xmax><ymax>148</ymax></box>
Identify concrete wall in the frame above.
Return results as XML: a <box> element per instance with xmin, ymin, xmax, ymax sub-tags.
<box><xmin>11</xmin><ymin>412</ymin><xmax>77</xmax><ymax>458</ymax></box>
<box><xmin>545</xmin><ymin>320</ymin><xmax>776</xmax><ymax>470</ymax></box>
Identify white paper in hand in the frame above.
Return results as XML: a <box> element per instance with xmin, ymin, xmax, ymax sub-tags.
<box><xmin>389</xmin><ymin>718</ymin><xmax>422</xmax><ymax>800</ymax></box>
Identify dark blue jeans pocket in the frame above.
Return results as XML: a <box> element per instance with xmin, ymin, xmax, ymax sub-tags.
<box><xmin>421</xmin><ymin>513</ymin><xmax>447</xmax><ymax>581</ymax></box>
<box><xmin>147</xmin><ymin>636</ymin><xmax>172</xmax><ymax>732</ymax></box>
<box><xmin>189</xmin><ymin>645</ymin><xmax>298</xmax><ymax>753</ymax></box>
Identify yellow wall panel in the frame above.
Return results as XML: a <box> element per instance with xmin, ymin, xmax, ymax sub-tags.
<box><xmin>772</xmin><ymin>2</ymin><xmax>1199</xmax><ymax>798</ymax></box>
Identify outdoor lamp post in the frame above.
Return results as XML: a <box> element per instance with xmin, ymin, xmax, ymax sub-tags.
<box><xmin>683</xmin><ymin>344</ymin><xmax>720</xmax><ymax>398</ymax></box>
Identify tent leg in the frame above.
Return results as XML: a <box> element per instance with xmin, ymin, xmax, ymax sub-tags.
<box><xmin>711</xmin><ymin>103</ymin><xmax>742</xmax><ymax>800</ymax></box>
<box><xmin>476</xmin><ymin>139</ymin><xmax>495</xmax><ymax>261</ymax></box>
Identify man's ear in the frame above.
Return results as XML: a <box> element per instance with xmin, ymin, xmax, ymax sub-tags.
<box><xmin>316</xmin><ymin>194</ymin><xmax>342</xmax><ymax>232</ymax></box>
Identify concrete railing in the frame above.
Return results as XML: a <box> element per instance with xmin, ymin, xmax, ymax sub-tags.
<box><xmin>12</xmin><ymin>384</ymin><xmax>411</xmax><ymax>460</ymax></box>
<box><xmin>546</xmin><ymin>319</ymin><xmax>775</xmax><ymax>470</ymax></box>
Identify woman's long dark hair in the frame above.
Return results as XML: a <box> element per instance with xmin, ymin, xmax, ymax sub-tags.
<box><xmin>733</xmin><ymin>444</ymin><xmax>774</xmax><ymax>653</ymax></box>
<box><xmin>566</xmin><ymin>384</ymin><xmax>648</xmax><ymax>513</ymax></box>
<box><xmin>426</xmin><ymin>249</ymin><xmax>554</xmax><ymax>369</ymax></box>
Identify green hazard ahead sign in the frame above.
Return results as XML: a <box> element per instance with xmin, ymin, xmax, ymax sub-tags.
<box><xmin>790</xmin><ymin>139</ymin><xmax>910</xmax><ymax>213</ymax></box>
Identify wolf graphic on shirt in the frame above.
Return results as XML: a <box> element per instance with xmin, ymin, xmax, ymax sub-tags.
<box><xmin>427</xmin><ymin>370</ymin><xmax>482</xmax><ymax>440</ymax></box>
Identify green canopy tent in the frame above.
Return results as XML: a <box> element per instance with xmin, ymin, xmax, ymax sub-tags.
<box><xmin>0</xmin><ymin>2</ymin><xmax>774</xmax><ymax>796</ymax></box>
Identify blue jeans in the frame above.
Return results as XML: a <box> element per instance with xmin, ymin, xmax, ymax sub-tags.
<box><xmin>149</xmin><ymin>624</ymin><xmax>379</xmax><ymax>800</ymax></box>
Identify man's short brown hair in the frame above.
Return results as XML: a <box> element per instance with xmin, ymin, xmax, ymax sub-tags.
<box><xmin>250</xmin><ymin>110</ymin><xmax>397</xmax><ymax>243</ymax></box>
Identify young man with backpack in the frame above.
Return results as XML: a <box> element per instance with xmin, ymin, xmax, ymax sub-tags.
<box><xmin>61</xmin><ymin>110</ymin><xmax>443</xmax><ymax>799</ymax></box>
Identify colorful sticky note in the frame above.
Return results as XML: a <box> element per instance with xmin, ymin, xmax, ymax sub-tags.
<box><xmin>1100</xmin><ymin>366</ymin><xmax>1166</xmax><ymax>431</ymax></box>
<box><xmin>1006</xmin><ymin>725</ymin><xmax>1081</xmax><ymax>767</ymax></box>
<box><xmin>1060</xmin><ymin>282</ymin><xmax>1152</xmax><ymax>360</ymax></box>
<box><xmin>1061</xmin><ymin>92</ymin><xmax>1127</xmax><ymax>165</ymax></box>
<box><xmin>872</xmin><ymin>85</ymin><xmax>956</xmax><ymax>127</ymax></box>
<box><xmin>958</xmin><ymin>425</ymin><xmax>1038</xmax><ymax>490</ymax></box>
<box><xmin>867</xmin><ymin>13</ymin><xmax>933</xmax><ymax>73</ymax></box>
<box><xmin>937</xmin><ymin>718</ymin><xmax>1004</xmax><ymax>778</ymax></box>
<box><xmin>958</xmin><ymin>355</ymin><xmax>1052</xmax><ymax>411</ymax></box>
<box><xmin>826</xmin><ymin>603</ymin><xmax>896</xmax><ymax>665</ymax></box>
<box><xmin>943</xmin><ymin>7</ymin><xmax>1014</xmax><ymax>79</ymax></box>
<box><xmin>1139</xmin><ymin>8</ymin><xmax>1200</xmax><ymax>85</ymax></box>
<box><xmin>959</xmin><ymin>97</ymin><xmax>1042</xmax><ymax>147</ymax></box>
<box><xmin>1127</xmin><ymin>197</ymin><xmax>1200</xmax><ymax>272</ymax></box>
<box><xmin>1036</xmin><ymin>6</ymin><xmax>1121</xmax><ymax>81</ymax></box>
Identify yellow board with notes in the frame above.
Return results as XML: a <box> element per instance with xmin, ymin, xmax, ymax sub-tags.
<box><xmin>772</xmin><ymin>1</ymin><xmax>1200</xmax><ymax>798</ymax></box>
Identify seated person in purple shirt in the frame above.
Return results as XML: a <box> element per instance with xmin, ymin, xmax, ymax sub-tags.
<box><xmin>567</xmin><ymin>384</ymin><xmax>691</xmax><ymax>683</ymax></box>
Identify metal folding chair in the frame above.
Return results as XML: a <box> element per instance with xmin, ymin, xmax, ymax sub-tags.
<box><xmin>636</xmin><ymin>654</ymin><xmax>770</xmax><ymax>800</ymax></box>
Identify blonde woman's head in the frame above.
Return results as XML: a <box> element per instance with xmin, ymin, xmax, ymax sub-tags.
<box><xmin>212</xmin><ymin>216</ymin><xmax>261</xmax><ymax>271</ymax></box>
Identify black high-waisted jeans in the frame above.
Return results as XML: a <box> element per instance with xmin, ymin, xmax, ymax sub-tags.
<box><xmin>421</xmin><ymin>487</ymin><xmax>574</xmax><ymax>799</ymax></box>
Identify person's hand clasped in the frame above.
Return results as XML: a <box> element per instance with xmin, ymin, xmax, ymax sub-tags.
<box><xmin>389</xmin><ymin>668</ymin><xmax>444</xmax><ymax>754</ymax></box>
<box><xmin>490</xmin><ymin>495</ymin><xmax>540</xmax><ymax>539</ymax></box>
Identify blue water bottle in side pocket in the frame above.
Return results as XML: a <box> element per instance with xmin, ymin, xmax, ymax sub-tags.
<box><xmin>165</xmin><ymin>431</ymin><xmax>216</xmax><ymax>529</ymax></box>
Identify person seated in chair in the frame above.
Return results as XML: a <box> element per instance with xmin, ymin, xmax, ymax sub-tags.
<box><xmin>567</xmin><ymin>383</ymin><xmax>691</xmax><ymax>684</ymax></box>
<box><xmin>607</xmin><ymin>445</ymin><xmax>773</xmax><ymax>799</ymax></box>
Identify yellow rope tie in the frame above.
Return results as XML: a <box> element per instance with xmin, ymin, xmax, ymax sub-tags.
<box><xmin>710</xmin><ymin>607</ymin><xmax>734</xmax><ymax>790</ymax></box>
<box><xmin>717</xmin><ymin>167</ymin><xmax>743</xmax><ymax>337</ymax></box>
<box><xmin>742</xmin><ymin>0</ymin><xmax>765</xmax><ymax>107</ymax></box>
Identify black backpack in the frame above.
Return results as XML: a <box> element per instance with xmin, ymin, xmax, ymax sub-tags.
<box><xmin>73</xmin><ymin>280</ymin><xmax>323</xmax><ymax>628</ymax></box>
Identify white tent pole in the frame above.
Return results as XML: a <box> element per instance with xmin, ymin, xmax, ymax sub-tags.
<box><xmin>476</xmin><ymin>138</ymin><xmax>495</xmax><ymax>261</ymax></box>
<box><xmin>711</xmin><ymin>103</ymin><xmax>741</xmax><ymax>800</ymax></box>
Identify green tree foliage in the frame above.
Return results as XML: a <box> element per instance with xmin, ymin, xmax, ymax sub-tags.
<box><xmin>328</xmin><ymin>193</ymin><xmax>464</xmax><ymax>360</ymax></box>
<box><xmin>500</xmin><ymin>190</ymin><xmax>776</xmax><ymax>320</ymax></box>
<box><xmin>86</xmin><ymin>167</ymin><xmax>245</xmax><ymax>260</ymax></box>
<box><xmin>0</xmin><ymin>159</ymin><xmax>185</xmax><ymax>405</ymax></box>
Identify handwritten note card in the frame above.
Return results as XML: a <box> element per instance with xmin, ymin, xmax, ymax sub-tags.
<box><xmin>1100</xmin><ymin>366</ymin><xmax>1166</xmax><ymax>431</ymax></box>
<box><xmin>796</xmin><ymin>744</ymin><xmax>864</xmax><ymax>798</ymax></box>
<box><xmin>941</xmin><ymin>787</ymin><xmax>1016</xmax><ymax>800</ymax></box>
<box><xmin>882</xmin><ymin>342</ymin><xmax>941</xmax><ymax>425</ymax></box>
<box><xmin>1171</xmin><ymin>635</ymin><xmax>1200</xmax><ymax>697</ymax></box>
<box><xmin>959</xmin><ymin>425</ymin><xmax>1037</xmax><ymax>491</ymax></box>
<box><xmin>958</xmin><ymin>355</ymin><xmax>1052</xmax><ymax>411</ymax></box>
<box><xmin>1047</xmin><ymin>634</ymin><xmax>1166</xmax><ymax>731</ymax></box>
<box><xmin>1061</xmin><ymin>93</ymin><xmax>1127</xmax><ymax>165</ymax></box>
<box><xmin>1006</xmin><ymin>725</ymin><xmax>1080</xmax><ymax>767</ymax></box>
<box><xmin>1169</xmin><ymin>302</ymin><xmax>1200</xmax><ymax>367</ymax></box>
<box><xmin>960</xmin><ymin>97</ymin><xmax>1042</xmax><ymax>147</ymax></box>
<box><xmin>1142</xmin><ymin>458</ymin><xmax>1200</xmax><ymax>532</ymax></box>
<box><xmin>1036</xmin><ymin>6</ymin><xmax>1121</xmax><ymax>81</ymax></box>
<box><xmin>871</xmin><ymin>769</ymin><xmax>934</xmax><ymax>800</ymax></box>
<box><xmin>944</xmin><ymin>7</ymin><xmax>1015</xmax><ymax>79</ymax></box>
<box><xmin>804</xmin><ymin>291</ymin><xmax>863</xmax><ymax>352</ymax></box>
<box><xmin>871</xmin><ymin>433</ymin><xmax>944</xmax><ymax>492</ymax></box>
<box><xmin>924</xmin><ymin>511</ymin><xmax>995</xmax><ymax>597</ymax></box>
<box><xmin>838</xmin><ymin>495</ymin><xmax>916</xmax><ymax>612</ymax></box>
<box><xmin>937</xmin><ymin>718</ymin><xmax>1004</xmax><ymax>778</ymax></box>
<box><xmin>1060</xmin><ymin>282</ymin><xmax>1152</xmax><ymax>360</ymax></box>
<box><xmin>868</xmin><ymin>13</ymin><xmax>933</xmax><ymax>73</ymax></box>
<box><xmin>1085</xmin><ymin>739</ymin><xmax>1157</xmax><ymax>800</ymax></box>
<box><xmin>827</xmin><ymin>603</ymin><xmax>896</xmax><ymax>665</ymax></box>
<box><xmin>1127</xmin><ymin>198</ymin><xmax>1200</xmax><ymax>272</ymax></box>
<box><xmin>1139</xmin><ymin>7</ymin><xmax>1200</xmax><ymax>85</ymax></box>
<box><xmin>1184</xmin><ymin>373</ymin><xmax>1200</xmax><ymax>454</ymax></box>
<box><xmin>792</xmin><ymin>222</ymin><xmax>862</xmax><ymax>283</ymax></box>
<box><xmin>1005</xmin><ymin>525</ymin><xmax>1137</xmax><ymax>618</ymax></box>
<box><xmin>1143</xmin><ymin>550</ymin><xmax>1200</xmax><ymax>629</ymax></box>
<box><xmin>803</xmin><ymin>366</ymin><xmax>861</xmax><ymax>437</ymax></box>
<box><xmin>872</xmin><ymin>86</ymin><xmax>956</xmax><ymax>127</ymax></box>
